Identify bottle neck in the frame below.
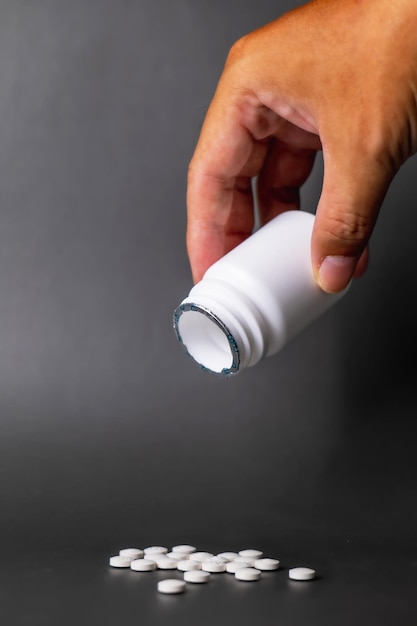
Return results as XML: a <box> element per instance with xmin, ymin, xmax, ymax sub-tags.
<box><xmin>173</xmin><ymin>279</ymin><xmax>268</xmax><ymax>376</ymax></box>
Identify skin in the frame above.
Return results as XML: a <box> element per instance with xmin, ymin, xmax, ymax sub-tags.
<box><xmin>186</xmin><ymin>0</ymin><xmax>417</xmax><ymax>293</ymax></box>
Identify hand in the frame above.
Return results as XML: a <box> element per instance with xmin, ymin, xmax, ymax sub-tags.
<box><xmin>186</xmin><ymin>0</ymin><xmax>417</xmax><ymax>292</ymax></box>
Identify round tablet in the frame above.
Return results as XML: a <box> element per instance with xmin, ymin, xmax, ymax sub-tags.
<box><xmin>201</xmin><ymin>559</ymin><xmax>226</xmax><ymax>573</ymax></box>
<box><xmin>238</xmin><ymin>549</ymin><xmax>263</xmax><ymax>559</ymax></box>
<box><xmin>184</xmin><ymin>570</ymin><xmax>211</xmax><ymax>584</ymax></box>
<box><xmin>217</xmin><ymin>552</ymin><xmax>238</xmax><ymax>562</ymax></box>
<box><xmin>157</xmin><ymin>579</ymin><xmax>186</xmax><ymax>595</ymax></box>
<box><xmin>226</xmin><ymin>560</ymin><xmax>252</xmax><ymax>574</ymax></box>
<box><xmin>189</xmin><ymin>552</ymin><xmax>214</xmax><ymax>562</ymax></box>
<box><xmin>211</xmin><ymin>555</ymin><xmax>228</xmax><ymax>563</ymax></box>
<box><xmin>177</xmin><ymin>559</ymin><xmax>202</xmax><ymax>572</ymax></box>
<box><xmin>254</xmin><ymin>558</ymin><xmax>280</xmax><ymax>571</ymax></box>
<box><xmin>289</xmin><ymin>567</ymin><xmax>316</xmax><ymax>581</ymax></box>
<box><xmin>130</xmin><ymin>558</ymin><xmax>157</xmax><ymax>572</ymax></box>
<box><xmin>235</xmin><ymin>567</ymin><xmax>261</xmax><ymax>582</ymax></box>
<box><xmin>119</xmin><ymin>548</ymin><xmax>144</xmax><ymax>560</ymax></box>
<box><xmin>167</xmin><ymin>552</ymin><xmax>189</xmax><ymax>561</ymax></box>
<box><xmin>109</xmin><ymin>555</ymin><xmax>133</xmax><ymax>568</ymax></box>
<box><xmin>144</xmin><ymin>546</ymin><xmax>168</xmax><ymax>555</ymax></box>
<box><xmin>233</xmin><ymin>556</ymin><xmax>257</xmax><ymax>566</ymax></box>
<box><xmin>156</xmin><ymin>557</ymin><xmax>179</xmax><ymax>570</ymax></box>
<box><xmin>171</xmin><ymin>545</ymin><xmax>196</xmax><ymax>554</ymax></box>
<box><xmin>143</xmin><ymin>554</ymin><xmax>160</xmax><ymax>562</ymax></box>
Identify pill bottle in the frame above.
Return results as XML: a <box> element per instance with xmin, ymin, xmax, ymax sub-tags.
<box><xmin>173</xmin><ymin>210</ymin><xmax>348</xmax><ymax>376</ymax></box>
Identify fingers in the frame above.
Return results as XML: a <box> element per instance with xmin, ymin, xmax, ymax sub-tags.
<box><xmin>187</xmin><ymin>81</ymin><xmax>322</xmax><ymax>283</ymax></box>
<box><xmin>312</xmin><ymin>145</ymin><xmax>394</xmax><ymax>293</ymax></box>
<box><xmin>186</xmin><ymin>168</ymin><xmax>256</xmax><ymax>284</ymax></box>
<box><xmin>186</xmin><ymin>0</ymin><xmax>417</xmax><ymax>292</ymax></box>
<box><xmin>256</xmin><ymin>138</ymin><xmax>318</xmax><ymax>225</ymax></box>
<box><xmin>186</xmin><ymin>90</ymin><xmax>277</xmax><ymax>283</ymax></box>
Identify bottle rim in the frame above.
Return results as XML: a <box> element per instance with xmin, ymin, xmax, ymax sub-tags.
<box><xmin>173</xmin><ymin>302</ymin><xmax>240</xmax><ymax>376</ymax></box>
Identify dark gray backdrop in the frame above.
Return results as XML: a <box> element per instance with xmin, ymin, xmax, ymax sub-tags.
<box><xmin>0</xmin><ymin>1</ymin><xmax>416</xmax><ymax>624</ymax></box>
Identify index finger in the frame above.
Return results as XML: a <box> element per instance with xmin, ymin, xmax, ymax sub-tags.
<box><xmin>186</xmin><ymin>89</ymin><xmax>276</xmax><ymax>283</ymax></box>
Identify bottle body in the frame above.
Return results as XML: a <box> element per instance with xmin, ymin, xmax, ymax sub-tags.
<box><xmin>173</xmin><ymin>210</ymin><xmax>348</xmax><ymax>376</ymax></box>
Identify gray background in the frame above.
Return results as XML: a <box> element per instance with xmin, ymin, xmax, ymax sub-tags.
<box><xmin>0</xmin><ymin>1</ymin><xmax>416</xmax><ymax>624</ymax></box>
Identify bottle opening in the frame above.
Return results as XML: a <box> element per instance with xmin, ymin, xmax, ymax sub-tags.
<box><xmin>173</xmin><ymin>303</ymin><xmax>240</xmax><ymax>376</ymax></box>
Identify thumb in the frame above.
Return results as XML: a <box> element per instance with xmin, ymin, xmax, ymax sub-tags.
<box><xmin>311</xmin><ymin>146</ymin><xmax>394</xmax><ymax>293</ymax></box>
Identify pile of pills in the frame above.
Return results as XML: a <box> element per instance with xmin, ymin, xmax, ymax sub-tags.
<box><xmin>108</xmin><ymin>544</ymin><xmax>316</xmax><ymax>594</ymax></box>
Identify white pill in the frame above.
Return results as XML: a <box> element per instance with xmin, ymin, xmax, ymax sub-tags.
<box><xmin>156</xmin><ymin>557</ymin><xmax>179</xmax><ymax>570</ymax></box>
<box><xmin>184</xmin><ymin>570</ymin><xmax>211</xmax><ymax>584</ymax></box>
<box><xmin>235</xmin><ymin>567</ymin><xmax>261</xmax><ymax>582</ymax></box>
<box><xmin>238</xmin><ymin>549</ymin><xmax>263</xmax><ymax>559</ymax></box>
<box><xmin>233</xmin><ymin>556</ymin><xmax>257</xmax><ymax>566</ymax></box>
<box><xmin>177</xmin><ymin>559</ymin><xmax>202</xmax><ymax>572</ymax></box>
<box><xmin>201</xmin><ymin>559</ymin><xmax>226</xmax><ymax>573</ymax></box>
<box><xmin>167</xmin><ymin>552</ymin><xmax>189</xmax><ymax>561</ymax></box>
<box><xmin>226</xmin><ymin>560</ymin><xmax>252</xmax><ymax>574</ymax></box>
<box><xmin>144</xmin><ymin>546</ymin><xmax>168</xmax><ymax>555</ymax></box>
<box><xmin>217</xmin><ymin>552</ymin><xmax>239</xmax><ymax>562</ymax></box>
<box><xmin>109</xmin><ymin>555</ymin><xmax>133</xmax><ymax>568</ymax></box>
<box><xmin>254</xmin><ymin>558</ymin><xmax>280</xmax><ymax>571</ymax></box>
<box><xmin>189</xmin><ymin>552</ymin><xmax>214</xmax><ymax>562</ymax></box>
<box><xmin>119</xmin><ymin>548</ymin><xmax>144</xmax><ymax>560</ymax></box>
<box><xmin>157</xmin><ymin>579</ymin><xmax>186</xmax><ymax>594</ymax></box>
<box><xmin>130</xmin><ymin>558</ymin><xmax>157</xmax><ymax>572</ymax></box>
<box><xmin>143</xmin><ymin>554</ymin><xmax>160</xmax><ymax>562</ymax></box>
<box><xmin>289</xmin><ymin>567</ymin><xmax>316</xmax><ymax>581</ymax></box>
<box><xmin>211</xmin><ymin>555</ymin><xmax>229</xmax><ymax>563</ymax></box>
<box><xmin>171</xmin><ymin>545</ymin><xmax>196</xmax><ymax>554</ymax></box>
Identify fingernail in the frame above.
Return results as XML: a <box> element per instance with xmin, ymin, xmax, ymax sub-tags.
<box><xmin>317</xmin><ymin>255</ymin><xmax>357</xmax><ymax>293</ymax></box>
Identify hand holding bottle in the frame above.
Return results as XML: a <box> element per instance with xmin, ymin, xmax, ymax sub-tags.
<box><xmin>186</xmin><ymin>0</ymin><xmax>417</xmax><ymax>293</ymax></box>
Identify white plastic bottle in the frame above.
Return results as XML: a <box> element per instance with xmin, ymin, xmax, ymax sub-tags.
<box><xmin>173</xmin><ymin>210</ymin><xmax>348</xmax><ymax>376</ymax></box>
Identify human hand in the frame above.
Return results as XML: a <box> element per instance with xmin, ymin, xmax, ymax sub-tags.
<box><xmin>186</xmin><ymin>0</ymin><xmax>417</xmax><ymax>293</ymax></box>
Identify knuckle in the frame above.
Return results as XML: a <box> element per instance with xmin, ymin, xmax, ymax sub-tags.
<box><xmin>324</xmin><ymin>211</ymin><xmax>372</xmax><ymax>246</ymax></box>
<box><xmin>226</xmin><ymin>34</ymin><xmax>250</xmax><ymax>67</ymax></box>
